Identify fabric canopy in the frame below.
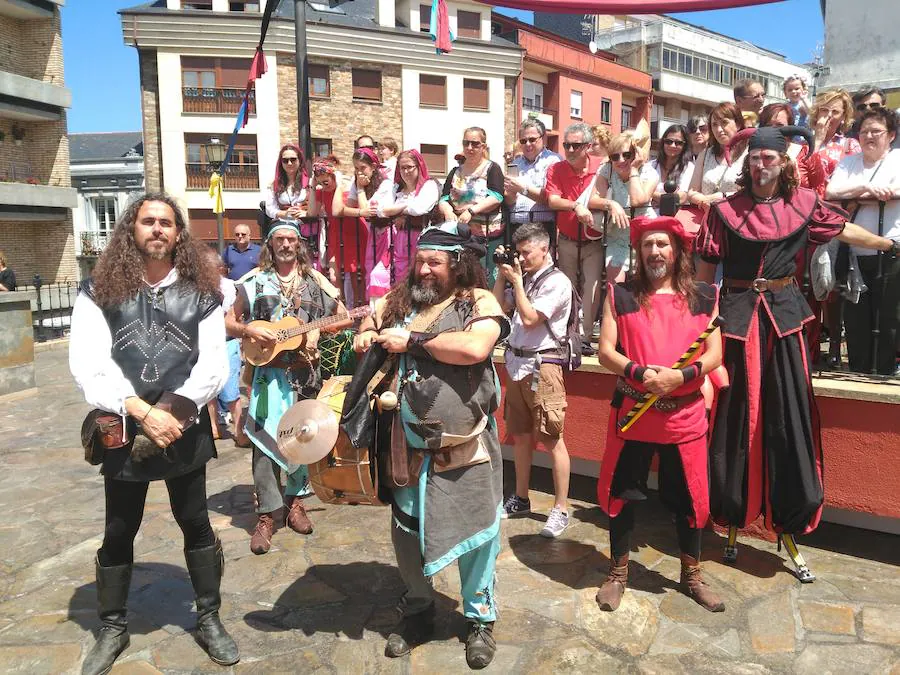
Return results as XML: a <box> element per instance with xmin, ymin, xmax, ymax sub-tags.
<box><xmin>478</xmin><ymin>0</ymin><xmax>783</xmax><ymax>13</ymax></box>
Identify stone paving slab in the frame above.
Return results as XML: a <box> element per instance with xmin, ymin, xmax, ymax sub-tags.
<box><xmin>0</xmin><ymin>350</ymin><xmax>898</xmax><ymax>674</ymax></box>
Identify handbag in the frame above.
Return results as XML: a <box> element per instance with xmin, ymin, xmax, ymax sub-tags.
<box><xmin>80</xmin><ymin>410</ymin><xmax>130</xmax><ymax>466</ymax></box>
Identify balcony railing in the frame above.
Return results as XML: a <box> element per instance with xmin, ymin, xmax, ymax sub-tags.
<box><xmin>0</xmin><ymin>161</ymin><xmax>39</xmax><ymax>184</ymax></box>
<box><xmin>522</xmin><ymin>98</ymin><xmax>553</xmax><ymax>116</ymax></box>
<box><xmin>77</xmin><ymin>230</ymin><xmax>113</xmax><ymax>257</ymax></box>
<box><xmin>186</xmin><ymin>163</ymin><xmax>260</xmax><ymax>190</ymax></box>
<box><xmin>182</xmin><ymin>87</ymin><xmax>256</xmax><ymax>115</ymax></box>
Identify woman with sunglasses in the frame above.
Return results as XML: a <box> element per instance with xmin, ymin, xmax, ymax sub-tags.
<box><xmin>686</xmin><ymin>116</ymin><xmax>710</xmax><ymax>161</ymax></box>
<box><xmin>650</xmin><ymin>125</ymin><xmax>694</xmax><ymax>206</ymax></box>
<box><xmin>810</xmin><ymin>89</ymin><xmax>861</xmax><ymax>181</ymax></box>
<box><xmin>334</xmin><ymin>147</ymin><xmax>394</xmax><ymax>300</ymax></box>
<box><xmin>438</xmin><ymin>127</ymin><xmax>505</xmax><ymax>282</ymax></box>
<box><xmin>265</xmin><ymin>143</ymin><xmax>308</xmax><ymax>223</ymax></box>
<box><xmin>313</xmin><ymin>156</ymin><xmax>367</xmax><ymax>307</ymax></box>
<box><xmin>377</xmin><ymin>149</ymin><xmax>440</xmax><ymax>283</ymax></box>
<box><xmin>593</xmin><ymin>131</ymin><xmax>659</xmax><ymax>282</ymax></box>
<box><xmin>686</xmin><ymin>103</ymin><xmax>748</xmax><ymax>212</ymax></box>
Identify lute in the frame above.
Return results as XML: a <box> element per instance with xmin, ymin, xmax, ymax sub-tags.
<box><xmin>243</xmin><ymin>304</ymin><xmax>371</xmax><ymax>367</ymax></box>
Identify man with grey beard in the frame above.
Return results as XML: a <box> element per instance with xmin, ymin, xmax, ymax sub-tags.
<box><xmin>595</xmin><ymin>215</ymin><xmax>725</xmax><ymax>614</ymax></box>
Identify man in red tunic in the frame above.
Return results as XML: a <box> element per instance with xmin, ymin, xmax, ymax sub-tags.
<box><xmin>596</xmin><ymin>215</ymin><xmax>725</xmax><ymax>613</ymax></box>
<box><xmin>696</xmin><ymin>126</ymin><xmax>899</xmax><ymax>582</ymax></box>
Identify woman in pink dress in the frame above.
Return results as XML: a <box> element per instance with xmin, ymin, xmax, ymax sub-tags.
<box><xmin>377</xmin><ymin>149</ymin><xmax>440</xmax><ymax>284</ymax></box>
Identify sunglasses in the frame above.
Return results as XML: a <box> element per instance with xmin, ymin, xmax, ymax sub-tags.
<box><xmin>281</xmin><ymin>157</ymin><xmax>299</xmax><ymax>164</ymax></box>
<box><xmin>856</xmin><ymin>102</ymin><xmax>883</xmax><ymax>112</ymax></box>
<box><xmin>609</xmin><ymin>151</ymin><xmax>635</xmax><ymax>162</ymax></box>
<box><xmin>462</xmin><ymin>140</ymin><xmax>484</xmax><ymax>148</ymax></box>
<box><xmin>519</xmin><ymin>136</ymin><xmax>542</xmax><ymax>145</ymax></box>
<box><xmin>663</xmin><ymin>138</ymin><xmax>686</xmax><ymax>147</ymax></box>
<box><xmin>691</xmin><ymin>125</ymin><xmax>709</xmax><ymax>133</ymax></box>
<box><xmin>562</xmin><ymin>142</ymin><xmax>588</xmax><ymax>151</ymax></box>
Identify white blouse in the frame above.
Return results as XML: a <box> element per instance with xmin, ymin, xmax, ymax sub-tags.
<box><xmin>377</xmin><ymin>180</ymin><xmax>440</xmax><ymax>218</ymax></box>
<box><xmin>265</xmin><ymin>184</ymin><xmax>308</xmax><ymax>220</ymax></box>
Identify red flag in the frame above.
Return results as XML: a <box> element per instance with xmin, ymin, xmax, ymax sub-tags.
<box><xmin>248</xmin><ymin>46</ymin><xmax>267</xmax><ymax>83</ymax></box>
<box><xmin>476</xmin><ymin>0</ymin><xmax>783</xmax><ymax>12</ymax></box>
<box><xmin>435</xmin><ymin>0</ymin><xmax>453</xmax><ymax>54</ymax></box>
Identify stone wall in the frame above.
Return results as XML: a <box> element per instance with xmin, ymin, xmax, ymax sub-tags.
<box><xmin>0</xmin><ymin>220</ymin><xmax>77</xmax><ymax>284</ymax></box>
<box><xmin>0</xmin><ymin>10</ymin><xmax>64</xmax><ymax>83</ymax></box>
<box><xmin>138</xmin><ymin>49</ymin><xmax>163</xmax><ymax>192</ymax></box>
<box><xmin>277</xmin><ymin>55</ymin><xmax>403</xmax><ymax>163</ymax></box>
<box><xmin>0</xmin><ymin>292</ymin><xmax>36</xmax><ymax>398</ymax></box>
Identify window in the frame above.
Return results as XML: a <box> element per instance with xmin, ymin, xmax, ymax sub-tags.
<box><xmin>522</xmin><ymin>79</ymin><xmax>544</xmax><ymax>112</ymax></box>
<box><xmin>600</xmin><ymin>98</ymin><xmax>611</xmax><ymax>124</ymax></box>
<box><xmin>456</xmin><ymin>10</ymin><xmax>481</xmax><ymax>38</ymax></box>
<box><xmin>352</xmin><ymin>69</ymin><xmax>382</xmax><ymax>102</ymax></box>
<box><xmin>621</xmin><ymin>104</ymin><xmax>633</xmax><ymax>129</ymax></box>
<box><xmin>570</xmin><ymin>90</ymin><xmax>583</xmax><ymax>119</ymax></box>
<box><xmin>308</xmin><ymin>64</ymin><xmax>330</xmax><ymax>98</ymax></box>
<box><xmin>229</xmin><ymin>1</ymin><xmax>260</xmax><ymax>10</ymax></box>
<box><xmin>419</xmin><ymin>74</ymin><xmax>447</xmax><ymax>108</ymax></box>
<box><xmin>419</xmin><ymin>4</ymin><xmax>431</xmax><ymax>32</ymax></box>
<box><xmin>463</xmin><ymin>79</ymin><xmax>489</xmax><ymax>111</ymax></box>
<box><xmin>312</xmin><ymin>138</ymin><xmax>332</xmax><ymax>158</ymax></box>
<box><xmin>93</xmin><ymin>198</ymin><xmax>117</xmax><ymax>233</ymax></box>
<box><xmin>183</xmin><ymin>0</ymin><xmax>213</xmax><ymax>9</ymax></box>
<box><xmin>184</xmin><ymin>133</ymin><xmax>258</xmax><ymax>190</ymax></box>
<box><xmin>420</xmin><ymin>144</ymin><xmax>447</xmax><ymax>175</ymax></box>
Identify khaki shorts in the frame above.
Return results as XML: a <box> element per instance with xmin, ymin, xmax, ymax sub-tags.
<box><xmin>504</xmin><ymin>362</ymin><xmax>567</xmax><ymax>438</ymax></box>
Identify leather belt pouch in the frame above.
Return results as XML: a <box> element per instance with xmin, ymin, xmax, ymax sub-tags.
<box><xmin>81</xmin><ymin>410</ymin><xmax>130</xmax><ymax>466</ymax></box>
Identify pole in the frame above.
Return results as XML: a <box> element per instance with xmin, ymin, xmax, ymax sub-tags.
<box><xmin>217</xmin><ymin>211</ymin><xmax>225</xmax><ymax>254</ymax></box>
<box><xmin>294</xmin><ymin>0</ymin><xmax>313</xmax><ymax>163</ymax></box>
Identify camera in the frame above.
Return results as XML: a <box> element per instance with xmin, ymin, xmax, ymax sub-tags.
<box><xmin>492</xmin><ymin>245</ymin><xmax>516</xmax><ymax>266</ymax></box>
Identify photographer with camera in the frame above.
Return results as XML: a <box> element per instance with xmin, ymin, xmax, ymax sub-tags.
<box><xmin>492</xmin><ymin>223</ymin><xmax>573</xmax><ymax>538</ymax></box>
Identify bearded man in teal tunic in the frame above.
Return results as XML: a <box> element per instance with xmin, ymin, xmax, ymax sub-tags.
<box><xmin>226</xmin><ymin>221</ymin><xmax>344</xmax><ymax>554</ymax></box>
<box><xmin>353</xmin><ymin>221</ymin><xmax>510</xmax><ymax>669</ymax></box>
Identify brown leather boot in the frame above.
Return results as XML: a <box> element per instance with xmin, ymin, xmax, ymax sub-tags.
<box><xmin>250</xmin><ymin>513</ymin><xmax>276</xmax><ymax>555</ymax></box>
<box><xmin>680</xmin><ymin>554</ymin><xmax>725</xmax><ymax>612</ymax></box>
<box><xmin>285</xmin><ymin>497</ymin><xmax>313</xmax><ymax>535</ymax></box>
<box><xmin>595</xmin><ymin>554</ymin><xmax>628</xmax><ymax>611</ymax></box>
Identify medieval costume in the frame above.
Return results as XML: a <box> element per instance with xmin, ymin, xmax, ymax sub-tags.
<box><xmin>239</xmin><ymin>221</ymin><xmax>341</xmax><ymax>552</ymax></box>
<box><xmin>697</xmin><ymin>126</ymin><xmax>849</xmax><ymax>582</ymax></box>
<box><xmin>349</xmin><ymin>222</ymin><xmax>510</xmax><ymax>668</ymax></box>
<box><xmin>595</xmin><ymin>216</ymin><xmax>724</xmax><ymax>614</ymax></box>
<box><xmin>70</xmin><ymin>263</ymin><xmax>239</xmax><ymax>673</ymax></box>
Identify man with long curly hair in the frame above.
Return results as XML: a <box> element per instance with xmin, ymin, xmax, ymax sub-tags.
<box><xmin>353</xmin><ymin>221</ymin><xmax>510</xmax><ymax>669</ymax></box>
<box><xmin>696</xmin><ymin>126</ymin><xmax>899</xmax><ymax>583</ymax></box>
<box><xmin>69</xmin><ymin>193</ymin><xmax>239</xmax><ymax>673</ymax></box>
<box><xmin>225</xmin><ymin>221</ymin><xmax>344</xmax><ymax>554</ymax></box>
<box><xmin>595</xmin><ymin>215</ymin><xmax>725</xmax><ymax>614</ymax></box>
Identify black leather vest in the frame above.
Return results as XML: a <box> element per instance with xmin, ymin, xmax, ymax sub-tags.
<box><xmin>80</xmin><ymin>279</ymin><xmax>220</xmax><ymax>482</ymax></box>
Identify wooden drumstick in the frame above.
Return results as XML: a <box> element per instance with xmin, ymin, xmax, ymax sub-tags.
<box><xmin>377</xmin><ymin>391</ymin><xmax>398</xmax><ymax>412</ymax></box>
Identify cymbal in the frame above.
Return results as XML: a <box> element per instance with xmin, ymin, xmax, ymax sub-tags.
<box><xmin>276</xmin><ymin>399</ymin><xmax>339</xmax><ymax>465</ymax></box>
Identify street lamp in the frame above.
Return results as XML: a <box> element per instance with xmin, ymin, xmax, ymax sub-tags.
<box><xmin>205</xmin><ymin>138</ymin><xmax>227</xmax><ymax>253</ymax></box>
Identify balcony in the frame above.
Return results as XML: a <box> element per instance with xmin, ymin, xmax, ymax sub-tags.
<box><xmin>186</xmin><ymin>163</ymin><xmax>259</xmax><ymax>191</ymax></box>
<box><xmin>0</xmin><ymin>159</ymin><xmax>76</xmax><ymax>219</ymax></box>
<box><xmin>0</xmin><ymin>71</ymin><xmax>70</xmax><ymax>122</ymax></box>
<box><xmin>0</xmin><ymin>0</ymin><xmax>57</xmax><ymax>20</ymax></box>
<box><xmin>182</xmin><ymin>87</ymin><xmax>256</xmax><ymax>116</ymax></box>
<box><xmin>522</xmin><ymin>99</ymin><xmax>556</xmax><ymax>133</ymax></box>
<box><xmin>76</xmin><ymin>230</ymin><xmax>112</xmax><ymax>257</ymax></box>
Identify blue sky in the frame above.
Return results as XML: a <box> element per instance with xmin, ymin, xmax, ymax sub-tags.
<box><xmin>63</xmin><ymin>0</ymin><xmax>823</xmax><ymax>133</ymax></box>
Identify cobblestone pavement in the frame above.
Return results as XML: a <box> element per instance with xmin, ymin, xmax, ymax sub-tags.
<box><xmin>1</xmin><ymin>346</ymin><xmax>899</xmax><ymax>674</ymax></box>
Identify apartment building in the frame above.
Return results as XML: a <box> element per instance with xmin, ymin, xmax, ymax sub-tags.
<box><xmin>492</xmin><ymin>13</ymin><xmax>652</xmax><ymax>151</ymax></box>
<box><xmin>535</xmin><ymin>13</ymin><xmax>810</xmax><ymax>138</ymax></box>
<box><xmin>0</xmin><ymin>0</ymin><xmax>77</xmax><ymax>283</ymax></box>
<box><xmin>120</xmin><ymin>0</ymin><xmax>522</xmax><ymax>241</ymax></box>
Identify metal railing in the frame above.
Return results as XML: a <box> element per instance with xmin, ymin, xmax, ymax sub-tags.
<box><xmin>24</xmin><ymin>275</ymin><xmax>78</xmax><ymax>342</ymax></box>
<box><xmin>77</xmin><ymin>230</ymin><xmax>113</xmax><ymax>256</ymax></box>
<box><xmin>0</xmin><ymin>161</ymin><xmax>38</xmax><ymax>184</ymax></box>
<box><xmin>186</xmin><ymin>163</ymin><xmax>259</xmax><ymax>190</ymax></box>
<box><xmin>182</xmin><ymin>87</ymin><xmax>256</xmax><ymax>115</ymax></box>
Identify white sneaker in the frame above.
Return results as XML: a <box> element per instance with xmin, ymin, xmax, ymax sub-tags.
<box><xmin>540</xmin><ymin>507</ymin><xmax>569</xmax><ymax>538</ymax></box>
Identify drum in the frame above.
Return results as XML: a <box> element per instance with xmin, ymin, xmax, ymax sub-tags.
<box><xmin>309</xmin><ymin>375</ymin><xmax>385</xmax><ymax>506</ymax></box>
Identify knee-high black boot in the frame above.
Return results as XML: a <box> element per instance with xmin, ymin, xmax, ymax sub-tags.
<box><xmin>82</xmin><ymin>554</ymin><xmax>132</xmax><ymax>675</ymax></box>
<box><xmin>184</xmin><ymin>540</ymin><xmax>240</xmax><ymax>666</ymax></box>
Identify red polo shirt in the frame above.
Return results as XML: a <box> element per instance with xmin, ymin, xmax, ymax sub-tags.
<box><xmin>545</xmin><ymin>156</ymin><xmax>604</xmax><ymax>240</ymax></box>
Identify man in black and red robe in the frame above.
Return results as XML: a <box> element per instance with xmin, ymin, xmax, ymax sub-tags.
<box><xmin>696</xmin><ymin>126</ymin><xmax>899</xmax><ymax>582</ymax></box>
<box><xmin>596</xmin><ymin>215</ymin><xmax>725</xmax><ymax>614</ymax></box>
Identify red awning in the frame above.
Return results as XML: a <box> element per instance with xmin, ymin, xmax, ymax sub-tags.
<box><xmin>479</xmin><ymin>0</ymin><xmax>783</xmax><ymax>13</ymax></box>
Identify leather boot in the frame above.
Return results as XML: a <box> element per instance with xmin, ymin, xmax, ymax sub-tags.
<box><xmin>285</xmin><ymin>496</ymin><xmax>313</xmax><ymax>535</ymax></box>
<box><xmin>465</xmin><ymin>620</ymin><xmax>496</xmax><ymax>669</ymax></box>
<box><xmin>384</xmin><ymin>603</ymin><xmax>435</xmax><ymax>658</ymax></box>
<box><xmin>595</xmin><ymin>554</ymin><xmax>628</xmax><ymax>612</ymax></box>
<box><xmin>185</xmin><ymin>540</ymin><xmax>241</xmax><ymax>666</ymax></box>
<box><xmin>680</xmin><ymin>554</ymin><xmax>725</xmax><ymax>613</ymax></box>
<box><xmin>250</xmin><ymin>512</ymin><xmax>276</xmax><ymax>555</ymax></box>
<box><xmin>81</xmin><ymin>554</ymin><xmax>131</xmax><ymax>675</ymax></box>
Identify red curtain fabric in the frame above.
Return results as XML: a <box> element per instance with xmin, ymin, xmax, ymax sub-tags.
<box><xmin>435</xmin><ymin>0</ymin><xmax>453</xmax><ymax>54</ymax></box>
<box><xmin>478</xmin><ymin>0</ymin><xmax>782</xmax><ymax>13</ymax></box>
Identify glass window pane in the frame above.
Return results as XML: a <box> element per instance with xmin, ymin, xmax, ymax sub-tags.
<box><xmin>183</xmin><ymin>71</ymin><xmax>198</xmax><ymax>88</ymax></box>
<box><xmin>201</xmin><ymin>71</ymin><xmax>216</xmax><ymax>88</ymax></box>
